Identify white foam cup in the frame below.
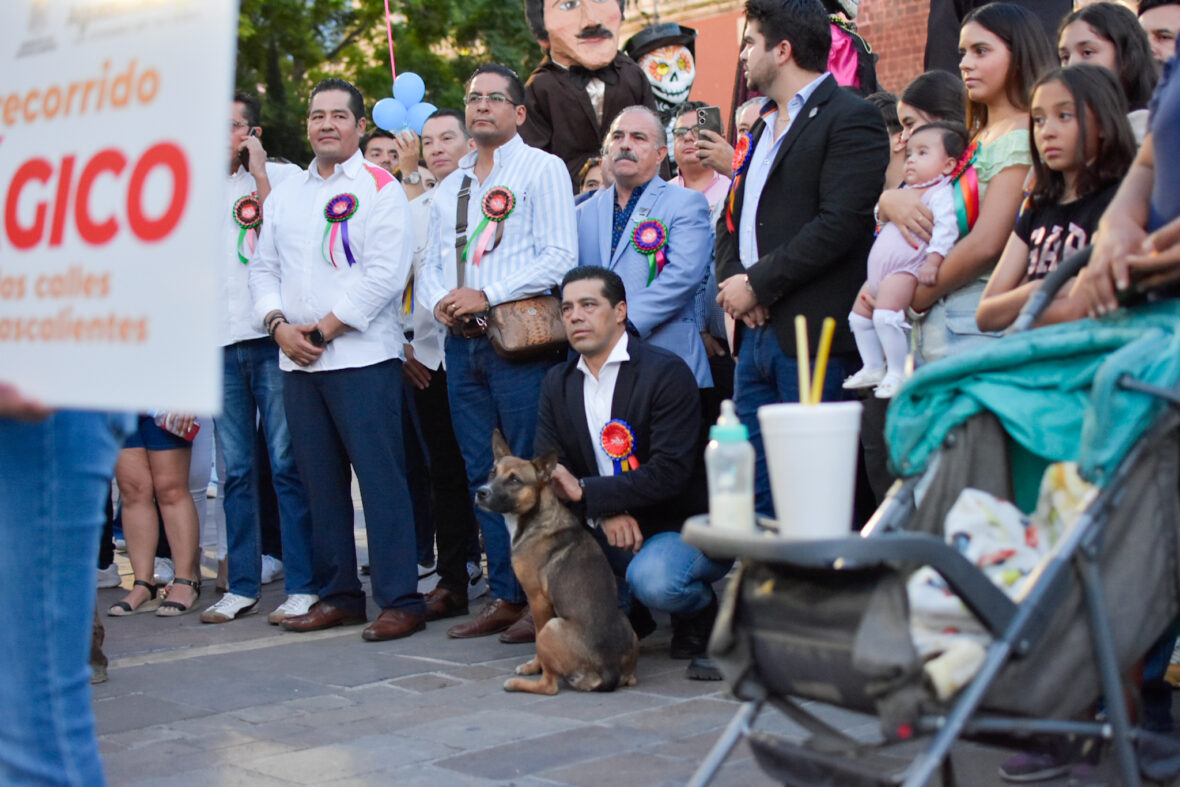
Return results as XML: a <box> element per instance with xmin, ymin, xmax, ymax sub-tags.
<box><xmin>757</xmin><ymin>401</ymin><xmax>863</xmax><ymax>539</ymax></box>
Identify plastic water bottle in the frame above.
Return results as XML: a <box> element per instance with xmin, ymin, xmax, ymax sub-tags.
<box><xmin>705</xmin><ymin>399</ymin><xmax>755</xmax><ymax>531</ymax></box>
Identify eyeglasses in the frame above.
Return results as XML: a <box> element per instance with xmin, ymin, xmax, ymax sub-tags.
<box><xmin>464</xmin><ymin>92</ymin><xmax>515</xmax><ymax>107</ymax></box>
<box><xmin>231</xmin><ymin>120</ymin><xmax>251</xmax><ymax>131</ymax></box>
<box><xmin>671</xmin><ymin>126</ymin><xmax>699</xmax><ymax>139</ymax></box>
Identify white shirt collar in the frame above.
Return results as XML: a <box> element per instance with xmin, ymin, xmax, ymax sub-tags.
<box><xmin>305</xmin><ymin>148</ymin><xmax>365</xmax><ymax>182</ymax></box>
<box><xmin>458</xmin><ymin>133</ymin><xmax>524</xmax><ymax>172</ymax></box>
<box><xmin>576</xmin><ymin>331</ymin><xmax>630</xmax><ymax>380</ymax></box>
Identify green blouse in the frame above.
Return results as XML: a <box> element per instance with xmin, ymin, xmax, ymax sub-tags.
<box><xmin>973</xmin><ymin>128</ymin><xmax>1032</xmax><ymax>204</ymax></box>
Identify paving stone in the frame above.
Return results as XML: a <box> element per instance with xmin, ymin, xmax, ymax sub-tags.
<box><xmin>119</xmin><ymin>763</ymin><xmax>297</xmax><ymax>787</ymax></box>
<box><xmin>437</xmin><ymin>663</ymin><xmax>515</xmax><ymax>681</ymax></box>
<box><xmin>522</xmin><ymin>686</ymin><xmax>680</xmax><ymax>722</ymax></box>
<box><xmin>435</xmin><ymin>723</ymin><xmax>662</xmax><ymax>780</ymax></box>
<box><xmin>400</xmin><ymin>708</ymin><xmax>580</xmax><ymax>751</ymax></box>
<box><xmin>243</xmin><ymin>734</ymin><xmax>458</xmax><ymax>784</ymax></box>
<box><xmin>282</xmin><ymin>693</ymin><xmax>357</xmax><ymax>712</ymax></box>
<box><xmin>92</xmin><ymin>693</ymin><xmax>210</xmax><ymax>735</ymax></box>
<box><xmin>387</xmin><ymin>672</ymin><xmax>462</xmax><ymax>692</ymax></box>
<box><xmin>536</xmin><ymin>750</ymin><xmax>694</xmax><ymax>787</ymax></box>
<box><xmin>612</xmin><ymin>697</ymin><xmax>743</xmax><ymax>740</ymax></box>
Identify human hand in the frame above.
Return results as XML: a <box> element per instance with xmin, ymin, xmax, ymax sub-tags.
<box><xmin>1073</xmin><ymin>216</ymin><xmax>1149</xmax><ymax>316</ymax></box>
<box><xmin>437</xmin><ymin>288</ymin><xmax>489</xmax><ymax>321</ymax></box>
<box><xmin>602</xmin><ymin>513</ymin><xmax>643</xmax><ymax>553</ymax></box>
<box><xmin>392</xmin><ymin>130</ymin><xmax>421</xmax><ymax>174</ymax></box>
<box><xmin>695</xmin><ymin>129</ymin><xmax>735</xmax><ymax>177</ymax></box>
<box><xmin>0</xmin><ymin>383</ymin><xmax>51</xmax><ymax>421</ymax></box>
<box><xmin>1125</xmin><ymin>216</ymin><xmax>1180</xmax><ymax>290</ymax></box>
<box><xmin>239</xmin><ymin>134</ymin><xmax>268</xmax><ymax>179</ymax></box>
<box><xmin>918</xmin><ymin>260</ymin><xmax>940</xmax><ymax>286</ymax></box>
<box><xmin>313</xmin><ymin>312</ymin><xmax>350</xmax><ymax>343</ymax></box>
<box><xmin>402</xmin><ymin>345</ymin><xmax>433</xmax><ymax>389</ymax></box>
<box><xmin>716</xmin><ymin>274</ymin><xmax>759</xmax><ymax>319</ymax></box>
<box><xmin>274</xmin><ymin>322</ymin><xmax>325</xmax><ymax>367</ymax></box>
<box><xmin>740</xmin><ymin>304</ymin><xmax>769</xmax><ymax>329</ymax></box>
<box><xmin>550</xmin><ymin>463</ymin><xmax>582</xmax><ymax>502</ymax></box>
<box><xmin>701</xmin><ymin>332</ymin><xmax>728</xmax><ymax>358</ymax></box>
<box><xmin>878</xmin><ymin>189</ymin><xmax>934</xmax><ymax>246</ymax></box>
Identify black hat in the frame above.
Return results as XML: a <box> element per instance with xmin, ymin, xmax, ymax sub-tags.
<box><xmin>623</xmin><ymin>23</ymin><xmax>697</xmax><ymax>62</ymax></box>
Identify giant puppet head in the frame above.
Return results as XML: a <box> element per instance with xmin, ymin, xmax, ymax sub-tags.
<box><xmin>524</xmin><ymin>0</ymin><xmax>625</xmax><ymax>70</ymax></box>
<box><xmin>623</xmin><ymin>23</ymin><xmax>698</xmax><ymax>113</ymax></box>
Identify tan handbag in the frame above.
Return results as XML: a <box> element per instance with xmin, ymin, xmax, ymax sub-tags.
<box><xmin>485</xmin><ymin>294</ymin><xmax>567</xmax><ymax>360</ymax></box>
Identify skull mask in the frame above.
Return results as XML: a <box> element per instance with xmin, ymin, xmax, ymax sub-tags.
<box><xmin>638</xmin><ymin>45</ymin><xmax>696</xmax><ymax>113</ymax></box>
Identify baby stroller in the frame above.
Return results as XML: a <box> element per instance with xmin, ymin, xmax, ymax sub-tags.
<box><xmin>683</xmin><ymin>261</ymin><xmax>1180</xmax><ymax>786</ymax></box>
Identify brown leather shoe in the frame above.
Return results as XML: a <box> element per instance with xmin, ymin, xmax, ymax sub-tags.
<box><xmin>499</xmin><ymin>606</ymin><xmax>536</xmax><ymax>644</ymax></box>
<box><xmin>446</xmin><ymin>598</ymin><xmax>525</xmax><ymax>639</ymax></box>
<box><xmin>424</xmin><ymin>587</ymin><xmax>468</xmax><ymax>622</ymax></box>
<box><xmin>280</xmin><ymin>601</ymin><xmax>366</xmax><ymax>632</ymax></box>
<box><xmin>362</xmin><ymin>608</ymin><xmax>425</xmax><ymax>641</ymax></box>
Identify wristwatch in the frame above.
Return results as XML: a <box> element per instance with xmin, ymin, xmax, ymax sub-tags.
<box><xmin>403</xmin><ymin>170</ymin><xmax>422</xmax><ymax>185</ymax></box>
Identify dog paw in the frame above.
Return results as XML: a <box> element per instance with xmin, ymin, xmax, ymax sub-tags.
<box><xmin>515</xmin><ymin>659</ymin><xmax>541</xmax><ymax>675</ymax></box>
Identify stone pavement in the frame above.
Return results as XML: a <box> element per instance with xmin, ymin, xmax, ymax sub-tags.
<box><xmin>92</xmin><ymin>499</ymin><xmax>1119</xmax><ymax>786</ymax></box>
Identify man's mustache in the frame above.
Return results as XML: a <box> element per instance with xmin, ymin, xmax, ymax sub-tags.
<box><xmin>613</xmin><ymin>151</ymin><xmax>638</xmax><ymax>163</ymax></box>
<box><xmin>577</xmin><ymin>25</ymin><xmax>614</xmax><ymax>40</ymax></box>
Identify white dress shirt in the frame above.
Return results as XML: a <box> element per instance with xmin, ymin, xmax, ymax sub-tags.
<box><xmin>577</xmin><ymin>332</ymin><xmax>630</xmax><ymax>478</ymax></box>
<box><xmin>739</xmin><ymin>72</ymin><xmax>831</xmax><ymax>269</ymax></box>
<box><xmin>249</xmin><ymin>149</ymin><xmax>413</xmax><ymax>373</ymax></box>
<box><xmin>417</xmin><ymin>134</ymin><xmax>577</xmax><ymax>313</ymax></box>
<box><xmin>406</xmin><ymin>190</ymin><xmax>446</xmax><ymax>371</ymax></box>
<box><xmin>220</xmin><ymin>160</ymin><xmax>300</xmax><ymax>346</ymax></box>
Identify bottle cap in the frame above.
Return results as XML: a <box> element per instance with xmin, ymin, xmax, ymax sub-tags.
<box><xmin>710</xmin><ymin>399</ymin><xmax>748</xmax><ymax>442</ymax></box>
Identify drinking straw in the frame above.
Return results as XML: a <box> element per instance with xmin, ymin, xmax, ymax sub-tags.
<box><xmin>810</xmin><ymin>317</ymin><xmax>837</xmax><ymax>405</ymax></box>
<box><xmin>794</xmin><ymin>315</ymin><xmax>811</xmax><ymax>405</ymax></box>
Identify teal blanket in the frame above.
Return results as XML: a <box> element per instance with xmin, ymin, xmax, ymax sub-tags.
<box><xmin>886</xmin><ymin>300</ymin><xmax>1180</xmax><ymax>485</ymax></box>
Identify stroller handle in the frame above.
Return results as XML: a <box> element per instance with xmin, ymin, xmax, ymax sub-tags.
<box><xmin>1010</xmin><ymin>246</ymin><xmax>1092</xmax><ymax>334</ymax></box>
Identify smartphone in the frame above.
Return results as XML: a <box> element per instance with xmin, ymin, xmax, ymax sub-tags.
<box><xmin>696</xmin><ymin>106</ymin><xmax>723</xmax><ymax>137</ymax></box>
<box><xmin>238</xmin><ymin>127</ymin><xmax>259</xmax><ymax>170</ymax></box>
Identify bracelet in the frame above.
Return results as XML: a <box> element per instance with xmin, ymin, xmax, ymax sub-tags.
<box><xmin>267</xmin><ymin>316</ymin><xmax>288</xmax><ymax>338</ymax></box>
<box><xmin>264</xmin><ymin>311</ymin><xmax>286</xmax><ymax>334</ymax></box>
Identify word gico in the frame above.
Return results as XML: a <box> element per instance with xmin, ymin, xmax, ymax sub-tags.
<box><xmin>4</xmin><ymin>142</ymin><xmax>189</xmax><ymax>249</ymax></box>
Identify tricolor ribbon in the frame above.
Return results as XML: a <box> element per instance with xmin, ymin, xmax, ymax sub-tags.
<box><xmin>600</xmin><ymin>419</ymin><xmax>640</xmax><ymax>474</ymax></box>
<box><xmin>322</xmin><ymin>193</ymin><xmax>359</xmax><ymax>268</ymax></box>
<box><xmin>951</xmin><ymin>141</ymin><xmax>980</xmax><ymax>238</ymax></box>
<box><xmin>463</xmin><ymin>186</ymin><xmax>514</xmax><ymax>266</ymax></box>
<box><xmin>631</xmin><ymin>219</ymin><xmax>668</xmax><ymax>286</ymax></box>
<box><xmin>232</xmin><ymin>195</ymin><xmax>262</xmax><ymax>265</ymax></box>
<box><xmin>725</xmin><ymin>133</ymin><xmax>754</xmax><ymax>234</ymax></box>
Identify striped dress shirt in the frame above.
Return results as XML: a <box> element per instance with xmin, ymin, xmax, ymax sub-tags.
<box><xmin>418</xmin><ymin>134</ymin><xmax>577</xmax><ymax>312</ymax></box>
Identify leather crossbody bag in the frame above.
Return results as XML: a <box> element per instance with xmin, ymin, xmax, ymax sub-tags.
<box><xmin>453</xmin><ymin>176</ymin><xmax>567</xmax><ymax>360</ymax></box>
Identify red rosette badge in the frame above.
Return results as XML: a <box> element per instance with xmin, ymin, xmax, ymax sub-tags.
<box><xmin>233</xmin><ymin>194</ymin><xmax>263</xmax><ymax>264</ymax></box>
<box><xmin>465</xmin><ymin>186</ymin><xmax>517</xmax><ymax>266</ymax></box>
<box><xmin>322</xmin><ymin>193</ymin><xmax>360</xmax><ymax>268</ymax></box>
<box><xmin>731</xmin><ymin>134</ymin><xmax>753</xmax><ymax>177</ymax></box>
<box><xmin>631</xmin><ymin>219</ymin><xmax>669</xmax><ymax>286</ymax></box>
<box><xmin>600</xmin><ymin>419</ymin><xmax>640</xmax><ymax>474</ymax></box>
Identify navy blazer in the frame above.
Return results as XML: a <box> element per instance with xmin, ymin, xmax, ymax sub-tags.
<box><xmin>534</xmin><ymin>335</ymin><xmax>708</xmax><ymax>539</ymax></box>
<box><xmin>576</xmin><ymin>177</ymin><xmax>713</xmax><ymax>387</ymax></box>
<box><xmin>716</xmin><ymin>75</ymin><xmax>889</xmax><ymax>358</ymax></box>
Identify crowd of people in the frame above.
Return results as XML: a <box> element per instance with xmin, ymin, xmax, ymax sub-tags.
<box><xmin>5</xmin><ymin>0</ymin><xmax>1180</xmax><ymax>783</ymax></box>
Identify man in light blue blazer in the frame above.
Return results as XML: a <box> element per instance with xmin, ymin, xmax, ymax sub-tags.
<box><xmin>575</xmin><ymin>105</ymin><xmax>713</xmax><ymax>388</ymax></box>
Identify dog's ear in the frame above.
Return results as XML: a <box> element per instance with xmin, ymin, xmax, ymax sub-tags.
<box><xmin>491</xmin><ymin>429</ymin><xmax>511</xmax><ymax>461</ymax></box>
<box><xmin>533</xmin><ymin>451</ymin><xmax>558</xmax><ymax>482</ymax></box>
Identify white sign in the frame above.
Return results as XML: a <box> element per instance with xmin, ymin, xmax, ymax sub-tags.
<box><xmin>0</xmin><ymin>0</ymin><xmax>236</xmax><ymax>412</ymax></box>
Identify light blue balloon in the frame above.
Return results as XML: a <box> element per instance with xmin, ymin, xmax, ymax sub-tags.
<box><xmin>393</xmin><ymin>72</ymin><xmax>427</xmax><ymax>107</ymax></box>
<box><xmin>407</xmin><ymin>102</ymin><xmax>438</xmax><ymax>134</ymax></box>
<box><xmin>372</xmin><ymin>97</ymin><xmax>407</xmax><ymax>131</ymax></box>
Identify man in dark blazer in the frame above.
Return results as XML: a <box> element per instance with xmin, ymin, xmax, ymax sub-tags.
<box><xmin>520</xmin><ymin>0</ymin><xmax>659</xmax><ymax>188</ymax></box>
<box><xmin>536</xmin><ymin>266</ymin><xmax>728</xmax><ymax>680</ymax></box>
<box><xmin>715</xmin><ymin>0</ymin><xmax>889</xmax><ymax>516</ymax></box>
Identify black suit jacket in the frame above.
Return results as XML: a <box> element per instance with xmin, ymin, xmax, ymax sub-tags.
<box><xmin>534</xmin><ymin>335</ymin><xmax>707</xmax><ymax>538</ymax></box>
<box><xmin>715</xmin><ymin>75</ymin><xmax>889</xmax><ymax>358</ymax></box>
<box><xmin>521</xmin><ymin>54</ymin><xmax>659</xmax><ymax>189</ymax></box>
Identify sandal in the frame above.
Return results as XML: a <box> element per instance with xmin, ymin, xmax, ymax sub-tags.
<box><xmin>156</xmin><ymin>577</ymin><xmax>201</xmax><ymax>617</ymax></box>
<box><xmin>108</xmin><ymin>580</ymin><xmax>159</xmax><ymax>616</ymax></box>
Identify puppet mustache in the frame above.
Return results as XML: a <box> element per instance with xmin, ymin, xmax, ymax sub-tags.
<box><xmin>577</xmin><ymin>25</ymin><xmax>614</xmax><ymax>40</ymax></box>
<box><xmin>613</xmin><ymin>151</ymin><xmax>638</xmax><ymax>163</ymax></box>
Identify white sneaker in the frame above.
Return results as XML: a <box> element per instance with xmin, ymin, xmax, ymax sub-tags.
<box><xmin>153</xmin><ymin>557</ymin><xmax>174</xmax><ymax>585</ymax></box>
<box><xmin>260</xmin><ymin>554</ymin><xmax>284</xmax><ymax>585</ymax></box>
<box><xmin>467</xmin><ymin>561</ymin><xmax>488</xmax><ymax>601</ymax></box>
<box><xmin>97</xmin><ymin>563</ymin><xmax>122</xmax><ymax>589</ymax></box>
<box><xmin>268</xmin><ymin>593</ymin><xmax>318</xmax><ymax>625</ymax></box>
<box><xmin>843</xmin><ymin>366</ymin><xmax>887</xmax><ymax>390</ymax></box>
<box><xmin>874</xmin><ymin>374</ymin><xmax>905</xmax><ymax>399</ymax></box>
<box><xmin>200</xmin><ymin>592</ymin><xmax>258</xmax><ymax>624</ymax></box>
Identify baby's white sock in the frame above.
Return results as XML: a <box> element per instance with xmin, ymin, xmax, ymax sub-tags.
<box><xmin>849</xmin><ymin>311</ymin><xmax>883</xmax><ymax>371</ymax></box>
<box><xmin>873</xmin><ymin>309</ymin><xmax>910</xmax><ymax>378</ymax></box>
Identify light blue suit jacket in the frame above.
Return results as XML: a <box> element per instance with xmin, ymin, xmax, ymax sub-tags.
<box><xmin>575</xmin><ymin>177</ymin><xmax>713</xmax><ymax>387</ymax></box>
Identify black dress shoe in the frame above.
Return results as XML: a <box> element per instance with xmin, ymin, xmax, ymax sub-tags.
<box><xmin>670</xmin><ymin>591</ymin><xmax>718</xmax><ymax>660</ymax></box>
<box><xmin>627</xmin><ymin>600</ymin><xmax>657</xmax><ymax>640</ymax></box>
<box><xmin>686</xmin><ymin>656</ymin><xmax>723</xmax><ymax>681</ymax></box>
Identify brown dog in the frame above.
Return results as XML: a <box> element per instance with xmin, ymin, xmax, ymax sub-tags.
<box><xmin>476</xmin><ymin>430</ymin><xmax>639</xmax><ymax>695</ymax></box>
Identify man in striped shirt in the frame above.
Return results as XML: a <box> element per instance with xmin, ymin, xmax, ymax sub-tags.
<box><xmin>418</xmin><ymin>64</ymin><xmax>577</xmax><ymax>643</ymax></box>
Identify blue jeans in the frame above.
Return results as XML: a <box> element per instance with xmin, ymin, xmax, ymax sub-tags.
<box><xmin>598</xmin><ymin>531</ymin><xmax>731</xmax><ymax>616</ymax></box>
<box><xmin>0</xmin><ymin>411</ymin><xmax>131</xmax><ymax>786</ymax></box>
<box><xmin>283</xmin><ymin>360</ymin><xmax>423</xmax><ymax>616</ymax></box>
<box><xmin>214</xmin><ymin>339</ymin><xmax>314</xmax><ymax>599</ymax></box>
<box><xmin>734</xmin><ymin>324</ymin><xmax>853</xmax><ymax>517</ymax></box>
<box><xmin>444</xmin><ymin>335</ymin><xmax>556</xmax><ymax>604</ymax></box>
